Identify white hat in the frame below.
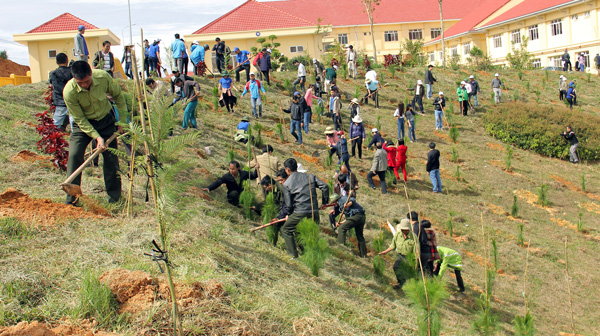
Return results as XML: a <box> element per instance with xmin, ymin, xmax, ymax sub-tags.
<box><xmin>560</xmin><ymin>75</ymin><xmax>565</xmax><ymax>79</ymax></box>
<box><xmin>249</xmin><ymin>71</ymin><xmax>255</xmax><ymax>75</ymax></box>
<box><xmin>333</xmin><ymin>65</ymin><xmax>338</xmax><ymax>69</ymax></box>
<box><xmin>495</xmin><ymin>73</ymin><xmax>499</xmax><ymax>77</ymax></box>
<box><xmin>351</xmin><ymin>98</ymin><xmax>359</xmax><ymax>104</ymax></box>
<box><xmin>313</xmin><ymin>58</ymin><xmax>317</xmax><ymax>63</ymax></box>
<box><xmin>344</xmin><ymin>44</ymin><xmax>350</xmax><ymax>48</ymax></box>
<box><xmin>297</xmin><ymin>163</ymin><xmax>307</xmax><ymax>173</ymax></box>
<box><xmin>192</xmin><ymin>41</ymin><xmax>199</xmax><ymax>45</ymax></box>
<box><xmin>352</xmin><ymin>116</ymin><xmax>363</xmax><ymax>123</ymax></box>
<box><xmin>439</xmin><ymin>91</ymin><xmax>444</xmax><ymax>95</ymax></box>
<box><xmin>469</xmin><ymin>75</ymin><xmax>474</xmax><ymax>79</ymax></box>
<box><xmin>417</xmin><ymin>79</ymin><xmax>423</xmax><ymax>84</ymax></box>
<box><xmin>460</xmin><ymin>81</ymin><xmax>466</xmax><ymax>85</ymax></box>
<box><xmin>267</xmin><ymin>48</ymin><xmax>271</xmax><ymax>53</ymax></box>
<box><xmin>371</xmin><ymin>128</ymin><xmax>378</xmax><ymax>133</ymax></box>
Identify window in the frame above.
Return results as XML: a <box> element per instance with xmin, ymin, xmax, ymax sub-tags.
<box><xmin>551</xmin><ymin>19</ymin><xmax>562</xmax><ymax>36</ymax></box>
<box><xmin>431</xmin><ymin>28</ymin><xmax>442</xmax><ymax>39</ymax></box>
<box><xmin>451</xmin><ymin>46</ymin><xmax>458</xmax><ymax>56</ymax></box>
<box><xmin>338</xmin><ymin>34</ymin><xmax>348</xmax><ymax>45</ymax></box>
<box><xmin>48</xmin><ymin>50</ymin><xmax>57</xmax><ymax>58</ymax></box>
<box><xmin>528</xmin><ymin>25</ymin><xmax>539</xmax><ymax>40</ymax></box>
<box><xmin>438</xmin><ymin>51</ymin><xmax>443</xmax><ymax>60</ymax></box>
<box><xmin>384</xmin><ymin>30</ymin><xmax>398</xmax><ymax>42</ymax></box>
<box><xmin>511</xmin><ymin>29</ymin><xmax>521</xmax><ymax>44</ymax></box>
<box><xmin>532</xmin><ymin>59</ymin><xmax>541</xmax><ymax>68</ymax></box>
<box><xmin>550</xmin><ymin>56</ymin><xmax>562</xmax><ymax>67</ymax></box>
<box><xmin>363</xmin><ymin>32</ymin><xmax>371</xmax><ymax>36</ymax></box>
<box><xmin>429</xmin><ymin>52</ymin><xmax>435</xmax><ymax>62</ymax></box>
<box><xmin>290</xmin><ymin>46</ymin><xmax>304</xmax><ymax>53</ymax></box>
<box><xmin>492</xmin><ymin>34</ymin><xmax>502</xmax><ymax>48</ymax></box>
<box><xmin>409</xmin><ymin>29</ymin><xmax>423</xmax><ymax>40</ymax></box>
<box><xmin>463</xmin><ymin>43</ymin><xmax>471</xmax><ymax>55</ymax></box>
<box><xmin>572</xmin><ymin>14</ymin><xmax>579</xmax><ymax>21</ymax></box>
<box><xmin>584</xmin><ymin>11</ymin><xmax>591</xmax><ymax>18</ymax></box>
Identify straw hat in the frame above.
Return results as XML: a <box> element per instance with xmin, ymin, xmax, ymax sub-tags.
<box><xmin>324</xmin><ymin>126</ymin><xmax>335</xmax><ymax>135</ymax></box>
<box><xmin>395</xmin><ymin>219</ymin><xmax>411</xmax><ymax>233</ymax></box>
<box><xmin>297</xmin><ymin>163</ymin><xmax>307</xmax><ymax>173</ymax></box>
<box><xmin>365</xmin><ymin>78</ymin><xmax>372</xmax><ymax>84</ymax></box>
<box><xmin>351</xmin><ymin>98</ymin><xmax>359</xmax><ymax>104</ymax></box>
<box><xmin>352</xmin><ymin>116</ymin><xmax>363</xmax><ymax>123</ymax></box>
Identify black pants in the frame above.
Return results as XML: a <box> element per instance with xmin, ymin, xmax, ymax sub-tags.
<box><xmin>412</xmin><ymin>95</ymin><xmax>424</xmax><ymax>113</ymax></box>
<box><xmin>367</xmin><ymin>170</ymin><xmax>387</xmax><ymax>194</ymax></box>
<box><xmin>434</xmin><ymin>267</ymin><xmax>465</xmax><ymax>292</ymax></box>
<box><xmin>567</xmin><ymin>98</ymin><xmax>573</xmax><ymax>109</ymax></box>
<box><xmin>66</xmin><ymin>113</ymin><xmax>121</xmax><ymax>204</ymax></box>
<box><xmin>461</xmin><ymin>100</ymin><xmax>469</xmax><ymax>116</ymax></box>
<box><xmin>182</xmin><ymin>57</ymin><xmax>188</xmax><ymax>75</ymax></box>
<box><xmin>216</xmin><ymin>55</ymin><xmax>225</xmax><ymax>73</ymax></box>
<box><xmin>223</xmin><ymin>91</ymin><xmax>235</xmax><ymax>112</ymax></box>
<box><xmin>559</xmin><ymin>90</ymin><xmax>566</xmax><ymax>101</ymax></box>
<box><xmin>351</xmin><ymin>138</ymin><xmax>362</xmax><ymax>159</ymax></box>
<box><xmin>227</xmin><ymin>190</ymin><xmax>240</xmax><ymax>206</ymax></box>
<box><xmin>421</xmin><ymin>257</ymin><xmax>434</xmax><ymax>277</ymax></box>
<box><xmin>364</xmin><ymin>90</ymin><xmax>379</xmax><ymax>108</ymax></box>
<box><xmin>328</xmin><ymin>147</ymin><xmax>339</xmax><ymax>160</ymax></box>
<box><xmin>236</xmin><ymin>64</ymin><xmax>250</xmax><ymax>82</ymax></box>
<box><xmin>393</xmin><ymin>254</ymin><xmax>410</xmax><ymax>286</ymax></box>
<box><xmin>337</xmin><ymin>212</ymin><xmax>367</xmax><ymax>257</ymax></box>
<box><xmin>262</xmin><ymin>70</ymin><xmax>270</xmax><ymax>85</ymax></box>
<box><xmin>328</xmin><ymin>207</ymin><xmax>341</xmax><ymax>231</ymax></box>
<box><xmin>563</xmin><ymin>61</ymin><xmax>572</xmax><ymax>71</ymax></box>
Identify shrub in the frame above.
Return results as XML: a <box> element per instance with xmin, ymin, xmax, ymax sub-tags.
<box><xmin>0</xmin><ymin>50</ymin><xmax>7</xmax><ymax>59</ymax></box>
<box><xmin>484</xmin><ymin>103</ymin><xmax>600</xmax><ymax>161</ymax></box>
<box><xmin>297</xmin><ymin>218</ymin><xmax>329</xmax><ymax>276</ymax></box>
<box><xmin>35</xmin><ymin>110</ymin><xmax>69</xmax><ymax>170</ymax></box>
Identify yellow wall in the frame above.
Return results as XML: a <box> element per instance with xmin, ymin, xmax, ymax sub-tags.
<box><xmin>0</xmin><ymin>72</ymin><xmax>32</xmax><ymax>88</ymax></box>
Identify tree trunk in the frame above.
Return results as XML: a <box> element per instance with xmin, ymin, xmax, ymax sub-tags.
<box><xmin>369</xmin><ymin>18</ymin><xmax>377</xmax><ymax>64</ymax></box>
<box><xmin>439</xmin><ymin>0</ymin><xmax>445</xmax><ymax>68</ymax></box>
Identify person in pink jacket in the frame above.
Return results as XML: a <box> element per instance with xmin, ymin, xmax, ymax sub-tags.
<box><xmin>395</xmin><ymin>139</ymin><xmax>408</xmax><ymax>182</ymax></box>
<box><xmin>303</xmin><ymin>84</ymin><xmax>320</xmax><ymax>134</ymax></box>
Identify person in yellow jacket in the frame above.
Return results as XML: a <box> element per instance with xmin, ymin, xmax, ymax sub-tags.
<box><xmin>379</xmin><ymin>219</ymin><xmax>415</xmax><ymax>289</ymax></box>
<box><xmin>434</xmin><ymin>246</ymin><xmax>465</xmax><ymax>293</ymax></box>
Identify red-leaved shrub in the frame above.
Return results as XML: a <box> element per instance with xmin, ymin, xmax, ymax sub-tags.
<box><xmin>35</xmin><ymin>111</ymin><xmax>69</xmax><ymax>170</ymax></box>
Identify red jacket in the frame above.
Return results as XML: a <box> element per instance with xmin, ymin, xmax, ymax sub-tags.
<box><xmin>382</xmin><ymin>143</ymin><xmax>397</xmax><ymax>167</ymax></box>
<box><xmin>396</xmin><ymin>145</ymin><xmax>407</xmax><ymax>165</ymax></box>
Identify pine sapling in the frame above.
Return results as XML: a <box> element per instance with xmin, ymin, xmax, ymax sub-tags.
<box><xmin>297</xmin><ymin>218</ymin><xmax>329</xmax><ymax>276</ymax></box>
<box><xmin>253</xmin><ymin>123</ymin><xmax>263</xmax><ymax>148</ymax></box>
<box><xmin>353</xmin><ymin>86</ymin><xmax>361</xmax><ymax>99</ymax></box>
<box><xmin>451</xmin><ymin>146</ymin><xmax>459</xmax><ymax>163</ymax></box>
<box><xmin>518</xmin><ymin>69</ymin><xmax>523</xmax><ymax>80</ymax></box>
<box><xmin>536</xmin><ymin>183</ymin><xmax>549</xmax><ymax>207</ymax></box>
<box><xmin>513</xmin><ymin>311</ymin><xmax>535</xmax><ymax>336</ymax></box>
<box><xmin>577</xmin><ymin>212</ymin><xmax>583</xmax><ymax>232</ymax></box>
<box><xmin>491</xmin><ymin>237</ymin><xmax>498</xmax><ymax>272</ymax></box>
<box><xmin>211</xmin><ymin>87</ymin><xmax>219</xmax><ymax>110</ymax></box>
<box><xmin>376</xmin><ymin>115</ymin><xmax>382</xmax><ymax>131</ymax></box>
<box><xmin>403</xmin><ymin>277</ymin><xmax>449</xmax><ymax>336</ymax></box>
<box><xmin>372</xmin><ymin>232</ymin><xmax>386</xmax><ymax>279</ymax></box>
<box><xmin>324</xmin><ymin>154</ymin><xmax>333</xmax><ymax>167</ymax></box>
<box><xmin>512</xmin><ymin>90</ymin><xmax>519</xmax><ymax>103</ymax></box>
<box><xmin>525</xmin><ymin>81</ymin><xmax>530</xmax><ymax>91</ymax></box>
<box><xmin>454</xmin><ymin>165</ymin><xmax>462</xmax><ymax>181</ymax></box>
<box><xmin>239</xmin><ymin>180</ymin><xmax>256</xmax><ymax>220</ymax></box>
<box><xmin>276</xmin><ymin>123</ymin><xmax>285</xmax><ymax>142</ymax></box>
<box><xmin>446</xmin><ymin>211</ymin><xmax>455</xmax><ymax>237</ymax></box>
<box><xmin>505</xmin><ymin>145</ymin><xmax>514</xmax><ymax>172</ymax></box>
<box><xmin>587</xmin><ymin>72</ymin><xmax>591</xmax><ymax>83</ymax></box>
<box><xmin>535</xmin><ymin>90</ymin><xmax>541</xmax><ymax>103</ymax></box>
<box><xmin>226</xmin><ymin>149</ymin><xmax>235</xmax><ymax>163</ymax></box>
<box><xmin>517</xmin><ymin>223</ymin><xmax>524</xmax><ymax>247</ymax></box>
<box><xmin>449</xmin><ymin>124</ymin><xmax>459</xmax><ymax>143</ymax></box>
<box><xmin>544</xmin><ymin>69</ymin><xmax>549</xmax><ymax>81</ymax></box>
<box><xmin>511</xmin><ymin>195</ymin><xmax>519</xmax><ymax>218</ymax></box>
<box><xmin>580</xmin><ymin>174</ymin><xmax>586</xmax><ymax>192</ymax></box>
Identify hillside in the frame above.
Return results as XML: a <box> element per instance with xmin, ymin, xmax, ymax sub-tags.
<box><xmin>0</xmin><ymin>64</ymin><xmax>599</xmax><ymax>335</ymax></box>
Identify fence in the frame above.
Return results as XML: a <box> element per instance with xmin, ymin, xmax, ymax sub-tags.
<box><xmin>0</xmin><ymin>71</ymin><xmax>32</xmax><ymax>88</ymax></box>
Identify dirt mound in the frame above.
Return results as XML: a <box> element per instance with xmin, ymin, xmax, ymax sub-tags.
<box><xmin>99</xmin><ymin>268</ymin><xmax>226</xmax><ymax>315</ymax></box>
<box><xmin>0</xmin><ymin>320</ymin><xmax>117</xmax><ymax>336</ymax></box>
<box><xmin>10</xmin><ymin>150</ymin><xmax>51</xmax><ymax>164</ymax></box>
<box><xmin>486</xmin><ymin>142</ymin><xmax>506</xmax><ymax>152</ymax></box>
<box><xmin>0</xmin><ymin>58</ymin><xmax>30</xmax><ymax>77</ymax></box>
<box><xmin>292</xmin><ymin>150</ymin><xmax>320</xmax><ymax>165</ymax></box>
<box><xmin>0</xmin><ymin>188</ymin><xmax>106</xmax><ymax>226</ymax></box>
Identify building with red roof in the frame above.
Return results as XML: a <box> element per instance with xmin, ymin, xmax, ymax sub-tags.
<box><xmin>13</xmin><ymin>13</ymin><xmax>120</xmax><ymax>82</ymax></box>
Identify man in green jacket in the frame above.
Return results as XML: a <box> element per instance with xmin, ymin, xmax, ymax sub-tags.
<box><xmin>457</xmin><ymin>81</ymin><xmax>469</xmax><ymax>116</ymax></box>
<box><xmin>63</xmin><ymin>61</ymin><xmax>127</xmax><ymax>205</ymax></box>
<box><xmin>434</xmin><ymin>246</ymin><xmax>465</xmax><ymax>293</ymax></box>
<box><xmin>379</xmin><ymin>219</ymin><xmax>416</xmax><ymax>288</ymax></box>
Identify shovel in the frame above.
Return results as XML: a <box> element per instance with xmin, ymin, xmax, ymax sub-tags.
<box><xmin>312</xmin><ymin>136</ymin><xmax>359</xmax><ymax>157</ymax></box>
<box><xmin>60</xmin><ymin>133</ymin><xmax>118</xmax><ymax>197</ymax></box>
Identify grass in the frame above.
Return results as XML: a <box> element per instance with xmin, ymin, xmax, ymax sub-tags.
<box><xmin>1</xmin><ymin>66</ymin><xmax>600</xmax><ymax>335</ymax></box>
<box><xmin>73</xmin><ymin>269</ymin><xmax>124</xmax><ymax>329</ymax></box>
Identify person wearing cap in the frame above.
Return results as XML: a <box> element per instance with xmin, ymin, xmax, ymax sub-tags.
<box><xmin>282</xmin><ymin>94</ymin><xmax>304</xmax><ymax>144</ymax></box>
<box><xmin>348</xmin><ymin>98</ymin><xmax>360</xmax><ymax>127</ymax></box>
<box><xmin>336</xmin><ymin>132</ymin><xmax>351</xmax><ymax>172</ymax></box>
<box><xmin>235</xmin><ymin>116</ymin><xmax>251</xmax><ymax>144</ymax></box>
<box><xmin>202</xmin><ymin>161</ymin><xmax>258</xmax><ymax>206</ymax></box>
<box><xmin>148</xmin><ymin>40</ymin><xmax>162</xmax><ymax>77</ymax></box>
<box><xmin>434</xmin><ymin>246</ymin><xmax>465</xmax><ymax>293</ymax></box>
<box><xmin>335</xmin><ymin>193</ymin><xmax>367</xmax><ymax>257</ymax></box>
<box><xmin>190</xmin><ymin>42</ymin><xmax>209</xmax><ymax>76</ymax></box>
<box><xmin>324</xmin><ymin>64</ymin><xmax>337</xmax><ymax>94</ymax></box>
<box><xmin>171</xmin><ymin>34</ymin><xmax>186</xmax><ymax>74</ymax></box>
<box><xmin>312</xmin><ymin>58</ymin><xmax>324</xmax><ymax>81</ymax></box>
<box><xmin>249</xmin><ymin>145</ymin><xmax>283</xmax><ymax>179</ymax></box>
<box><xmin>363</xmin><ymin>77</ymin><xmax>380</xmax><ymax>108</ymax></box>
<box><xmin>281</xmin><ymin>158</ymin><xmax>330</xmax><ymax>258</ymax></box>
<box><xmin>559</xmin><ymin>75</ymin><xmax>568</xmax><ymax>101</ymax></box>
<box><xmin>74</xmin><ymin>25</ymin><xmax>89</xmax><ymax>61</ymax></box>
<box><xmin>409</xmin><ymin>80</ymin><xmax>425</xmax><ymax>114</ymax></box>
<box><xmin>292</xmin><ymin>60</ymin><xmax>306</xmax><ymax>93</ymax></box>
<box><xmin>433</xmin><ymin>91</ymin><xmax>446</xmax><ymax>130</ymax></box>
<box><xmin>368</xmin><ymin>142</ymin><xmax>388</xmax><ymax>194</ymax></box>
<box><xmin>259</xmin><ymin>48</ymin><xmax>272</xmax><ymax>85</ymax></box>
<box><xmin>242</xmin><ymin>72</ymin><xmax>266</xmax><ymax>118</ymax></box>
<box><xmin>349</xmin><ymin>115</ymin><xmax>366</xmax><ymax>159</ymax></box>
<box><xmin>561</xmin><ymin>125</ymin><xmax>579</xmax><ymax>163</ymax></box>
<box><xmin>252</xmin><ymin>48</ymin><xmax>264</xmax><ymax>81</ymax></box>
<box><xmin>365</xmin><ymin>67</ymin><xmax>378</xmax><ymax>82</ymax></box>
<box><xmin>212</xmin><ymin>38</ymin><xmax>226</xmax><ymax>73</ymax></box>
<box><xmin>233</xmin><ymin>47</ymin><xmax>251</xmax><ymax>83</ymax></box>
<box><xmin>457</xmin><ymin>81</ymin><xmax>469</xmax><ymax>116</ymax></box>
<box><xmin>566</xmin><ymin>81</ymin><xmax>576</xmax><ymax>109</ymax></box>
<box><xmin>346</xmin><ymin>45</ymin><xmax>356</xmax><ymax>79</ymax></box>
<box><xmin>468</xmin><ymin>75</ymin><xmax>480</xmax><ymax>106</ymax></box>
<box><xmin>379</xmin><ymin>219</ymin><xmax>416</xmax><ymax>288</ymax></box>
<box><xmin>174</xmin><ymin>77</ymin><xmax>201</xmax><ymax>129</ymax></box>
<box><xmin>324</xmin><ymin>126</ymin><xmax>340</xmax><ymax>161</ymax></box>
<box><xmin>367</xmin><ymin>128</ymin><xmax>384</xmax><ymax>150</ymax></box>
<box><xmin>424</xmin><ymin>65</ymin><xmax>437</xmax><ymax>99</ymax></box>
<box><xmin>218</xmin><ymin>71</ymin><xmax>238</xmax><ymax>113</ymax></box>
<box><xmin>491</xmin><ymin>73</ymin><xmax>503</xmax><ymax>104</ymax></box>
<box><xmin>426</xmin><ymin>142</ymin><xmax>442</xmax><ymax>193</ymax></box>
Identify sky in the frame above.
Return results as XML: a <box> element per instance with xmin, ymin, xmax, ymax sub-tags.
<box><xmin>0</xmin><ymin>0</ymin><xmax>247</xmax><ymax>67</ymax></box>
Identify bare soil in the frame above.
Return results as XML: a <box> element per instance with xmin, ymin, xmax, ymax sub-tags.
<box><xmin>0</xmin><ymin>58</ymin><xmax>30</xmax><ymax>77</ymax></box>
<box><xmin>0</xmin><ymin>320</ymin><xmax>118</xmax><ymax>336</ymax></box>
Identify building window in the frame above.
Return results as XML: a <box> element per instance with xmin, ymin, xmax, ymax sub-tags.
<box><xmin>384</xmin><ymin>31</ymin><xmax>398</xmax><ymax>42</ymax></box>
<box><xmin>550</xmin><ymin>56</ymin><xmax>562</xmax><ymax>67</ymax></box>
<box><xmin>584</xmin><ymin>11</ymin><xmax>591</xmax><ymax>18</ymax></box>
<box><xmin>528</xmin><ymin>25</ymin><xmax>539</xmax><ymax>40</ymax></box>
<box><xmin>532</xmin><ymin>59</ymin><xmax>541</xmax><ymax>68</ymax></box>
<box><xmin>290</xmin><ymin>46</ymin><xmax>304</xmax><ymax>53</ymax></box>
<box><xmin>572</xmin><ymin>14</ymin><xmax>579</xmax><ymax>21</ymax></box>
<box><xmin>551</xmin><ymin>19</ymin><xmax>562</xmax><ymax>36</ymax></box>
<box><xmin>511</xmin><ymin>30</ymin><xmax>521</xmax><ymax>44</ymax></box>
<box><xmin>431</xmin><ymin>28</ymin><xmax>442</xmax><ymax>39</ymax></box>
<box><xmin>463</xmin><ymin>43</ymin><xmax>471</xmax><ymax>55</ymax></box>
<box><xmin>338</xmin><ymin>34</ymin><xmax>348</xmax><ymax>45</ymax></box>
<box><xmin>409</xmin><ymin>29</ymin><xmax>423</xmax><ymax>40</ymax></box>
<box><xmin>492</xmin><ymin>34</ymin><xmax>502</xmax><ymax>48</ymax></box>
<box><xmin>429</xmin><ymin>52</ymin><xmax>435</xmax><ymax>62</ymax></box>
<box><xmin>438</xmin><ymin>50</ymin><xmax>443</xmax><ymax>60</ymax></box>
<box><xmin>363</xmin><ymin>32</ymin><xmax>371</xmax><ymax>36</ymax></box>
<box><xmin>450</xmin><ymin>46</ymin><xmax>458</xmax><ymax>56</ymax></box>
<box><xmin>48</xmin><ymin>50</ymin><xmax>57</xmax><ymax>58</ymax></box>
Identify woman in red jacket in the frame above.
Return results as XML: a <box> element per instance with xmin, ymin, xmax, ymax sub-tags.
<box><xmin>396</xmin><ymin>139</ymin><xmax>408</xmax><ymax>182</ymax></box>
<box><xmin>382</xmin><ymin>141</ymin><xmax>398</xmax><ymax>184</ymax></box>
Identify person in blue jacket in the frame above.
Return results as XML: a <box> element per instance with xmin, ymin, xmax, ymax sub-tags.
<box><xmin>234</xmin><ymin>47</ymin><xmax>252</xmax><ymax>83</ymax></box>
<box><xmin>241</xmin><ymin>72</ymin><xmax>266</xmax><ymax>118</ymax></box>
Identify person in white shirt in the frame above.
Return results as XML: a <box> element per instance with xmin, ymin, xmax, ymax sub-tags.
<box><xmin>365</xmin><ymin>68</ymin><xmax>377</xmax><ymax>82</ymax></box>
<box><xmin>292</xmin><ymin>60</ymin><xmax>306</xmax><ymax>93</ymax></box>
<box><xmin>346</xmin><ymin>45</ymin><xmax>356</xmax><ymax>79</ymax></box>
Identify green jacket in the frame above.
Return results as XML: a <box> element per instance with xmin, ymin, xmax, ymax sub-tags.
<box><xmin>436</xmin><ymin>246</ymin><xmax>463</xmax><ymax>276</ymax></box>
<box><xmin>388</xmin><ymin>232</ymin><xmax>415</xmax><ymax>256</ymax></box>
<box><xmin>63</xmin><ymin>69</ymin><xmax>127</xmax><ymax>139</ymax></box>
<box><xmin>456</xmin><ymin>86</ymin><xmax>468</xmax><ymax>102</ymax></box>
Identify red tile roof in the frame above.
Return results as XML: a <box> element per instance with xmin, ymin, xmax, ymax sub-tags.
<box><xmin>480</xmin><ymin>0</ymin><xmax>576</xmax><ymax>28</ymax></box>
<box><xmin>26</xmin><ymin>13</ymin><xmax>98</xmax><ymax>34</ymax></box>
<box><xmin>428</xmin><ymin>0</ymin><xmax>512</xmax><ymax>43</ymax></box>
<box><xmin>193</xmin><ymin>0</ymin><xmax>316</xmax><ymax>34</ymax></box>
<box><xmin>194</xmin><ymin>0</ymin><xmax>469</xmax><ymax>35</ymax></box>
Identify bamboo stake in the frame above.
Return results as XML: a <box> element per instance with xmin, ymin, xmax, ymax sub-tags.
<box><xmin>565</xmin><ymin>237</ymin><xmax>576</xmax><ymax>336</ymax></box>
<box><xmin>131</xmin><ymin>49</ymin><xmax>181</xmax><ymax>336</ymax></box>
<box><xmin>125</xmin><ymin>136</ymin><xmax>136</xmax><ymax>217</ymax></box>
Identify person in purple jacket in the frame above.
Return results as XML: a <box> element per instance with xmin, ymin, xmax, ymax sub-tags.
<box><xmin>349</xmin><ymin>116</ymin><xmax>366</xmax><ymax>159</ymax></box>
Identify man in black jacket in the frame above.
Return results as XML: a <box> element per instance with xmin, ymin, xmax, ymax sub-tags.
<box><xmin>367</xmin><ymin>128</ymin><xmax>384</xmax><ymax>150</ymax></box>
<box><xmin>49</xmin><ymin>53</ymin><xmax>73</xmax><ymax>131</ymax></box>
<box><xmin>561</xmin><ymin>126</ymin><xmax>579</xmax><ymax>163</ymax></box>
<box><xmin>213</xmin><ymin>38</ymin><xmax>226</xmax><ymax>73</ymax></box>
<box><xmin>202</xmin><ymin>160</ymin><xmax>258</xmax><ymax>206</ymax></box>
<box><xmin>426</xmin><ymin>142</ymin><xmax>442</xmax><ymax>193</ymax></box>
<box><xmin>281</xmin><ymin>158</ymin><xmax>329</xmax><ymax>258</ymax></box>
<box><xmin>261</xmin><ymin>173</ymin><xmax>289</xmax><ymax>246</ymax></box>
<box><xmin>424</xmin><ymin>64</ymin><xmax>436</xmax><ymax>99</ymax></box>
<box><xmin>282</xmin><ymin>94</ymin><xmax>304</xmax><ymax>144</ymax></box>
<box><xmin>468</xmin><ymin>75</ymin><xmax>481</xmax><ymax>107</ymax></box>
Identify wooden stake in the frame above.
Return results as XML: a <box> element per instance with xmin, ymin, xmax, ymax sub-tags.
<box><xmin>125</xmin><ymin>136</ymin><xmax>136</xmax><ymax>217</ymax></box>
<box><xmin>565</xmin><ymin>237</ymin><xmax>576</xmax><ymax>336</ymax></box>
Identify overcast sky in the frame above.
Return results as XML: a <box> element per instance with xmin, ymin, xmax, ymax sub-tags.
<box><xmin>0</xmin><ymin>0</ymin><xmax>246</xmax><ymax>67</ymax></box>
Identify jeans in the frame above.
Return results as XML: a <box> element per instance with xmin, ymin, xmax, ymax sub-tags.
<box><xmin>290</xmin><ymin>120</ymin><xmax>302</xmax><ymax>144</ymax></box>
<box><xmin>367</xmin><ymin>170</ymin><xmax>387</xmax><ymax>194</ymax></box>
<box><xmin>569</xmin><ymin>143</ymin><xmax>579</xmax><ymax>162</ymax></box>
<box><xmin>175</xmin><ymin>58</ymin><xmax>184</xmax><ymax>74</ymax></box>
<box><xmin>53</xmin><ymin>106</ymin><xmax>69</xmax><ymax>129</ymax></box>
<box><xmin>338</xmin><ymin>153</ymin><xmax>350</xmax><ymax>172</ymax></box>
<box><xmin>434</xmin><ymin>110</ymin><xmax>444</xmax><ymax>129</ymax></box>
<box><xmin>332</xmin><ymin>113</ymin><xmax>341</xmax><ymax>130</ymax></box>
<box><xmin>337</xmin><ymin>212</ymin><xmax>367</xmax><ymax>257</ymax></box>
<box><xmin>426</xmin><ymin>83</ymin><xmax>433</xmax><ymax>99</ymax></box>
<box><xmin>251</xmin><ymin>97</ymin><xmax>262</xmax><ymax>117</ymax></box>
<box><xmin>182</xmin><ymin>100</ymin><xmax>198</xmax><ymax>129</ymax></box>
<box><xmin>148</xmin><ymin>57</ymin><xmax>158</xmax><ymax>73</ymax></box>
<box><xmin>412</xmin><ymin>95</ymin><xmax>424</xmax><ymax>113</ymax></box>
<box><xmin>236</xmin><ymin>64</ymin><xmax>250</xmax><ymax>82</ymax></box>
<box><xmin>408</xmin><ymin>121</ymin><xmax>416</xmax><ymax>142</ymax></box>
<box><xmin>579</xmin><ymin>63</ymin><xmax>585</xmax><ymax>72</ymax></box>
<box><xmin>397</xmin><ymin>117</ymin><xmax>405</xmax><ymax>140</ymax></box>
<box><xmin>303</xmin><ymin>108</ymin><xmax>311</xmax><ymax>134</ymax></box>
<box><xmin>472</xmin><ymin>93</ymin><xmax>478</xmax><ymax>106</ymax></box>
<box><xmin>493</xmin><ymin>88</ymin><xmax>502</xmax><ymax>103</ymax></box>
<box><xmin>124</xmin><ymin>62</ymin><xmax>132</xmax><ymax>79</ymax></box>
<box><xmin>429</xmin><ymin>169</ymin><xmax>442</xmax><ymax>193</ymax></box>
<box><xmin>567</xmin><ymin>98</ymin><xmax>573</xmax><ymax>109</ymax></box>
<box><xmin>293</xmin><ymin>76</ymin><xmax>306</xmax><ymax>93</ymax></box>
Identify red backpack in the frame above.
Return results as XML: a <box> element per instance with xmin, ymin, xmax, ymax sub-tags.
<box><xmin>253</xmin><ymin>52</ymin><xmax>263</xmax><ymax>66</ymax></box>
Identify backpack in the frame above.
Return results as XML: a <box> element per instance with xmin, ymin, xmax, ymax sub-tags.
<box><xmin>253</xmin><ymin>52</ymin><xmax>262</xmax><ymax>66</ymax></box>
<box><xmin>245</xmin><ymin>80</ymin><xmax>261</xmax><ymax>91</ymax></box>
<box><xmin>418</xmin><ymin>220</ymin><xmax>440</xmax><ymax>261</ymax></box>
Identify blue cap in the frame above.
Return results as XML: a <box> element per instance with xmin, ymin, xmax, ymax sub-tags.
<box><xmin>293</xmin><ymin>91</ymin><xmax>300</xmax><ymax>96</ymax></box>
<box><xmin>78</xmin><ymin>25</ymin><xmax>85</xmax><ymax>31</ymax></box>
<box><xmin>234</xmin><ymin>47</ymin><xmax>240</xmax><ymax>52</ymax></box>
